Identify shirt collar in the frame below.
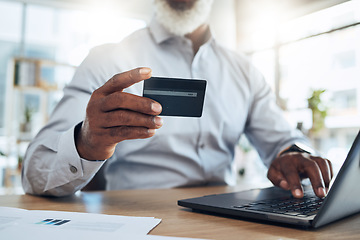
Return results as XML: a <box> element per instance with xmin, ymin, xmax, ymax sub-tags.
<box><xmin>148</xmin><ymin>18</ymin><xmax>175</xmax><ymax>44</ymax></box>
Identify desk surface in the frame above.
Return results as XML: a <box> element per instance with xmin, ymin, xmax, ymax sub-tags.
<box><xmin>1</xmin><ymin>186</ymin><xmax>360</xmax><ymax>240</ymax></box>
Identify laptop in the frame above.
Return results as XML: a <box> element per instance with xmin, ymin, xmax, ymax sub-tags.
<box><xmin>178</xmin><ymin>130</ymin><xmax>360</xmax><ymax>228</ymax></box>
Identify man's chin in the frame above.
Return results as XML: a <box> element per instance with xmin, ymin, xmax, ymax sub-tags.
<box><xmin>155</xmin><ymin>0</ymin><xmax>213</xmax><ymax>36</ymax></box>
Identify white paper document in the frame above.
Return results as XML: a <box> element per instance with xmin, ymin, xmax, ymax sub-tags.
<box><xmin>0</xmin><ymin>207</ymin><xmax>205</xmax><ymax>240</ymax></box>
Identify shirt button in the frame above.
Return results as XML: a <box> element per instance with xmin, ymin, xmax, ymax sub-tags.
<box><xmin>70</xmin><ymin>165</ymin><xmax>78</xmax><ymax>173</ymax></box>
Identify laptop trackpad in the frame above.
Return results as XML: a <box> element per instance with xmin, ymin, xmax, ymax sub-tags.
<box><xmin>237</xmin><ymin>186</ymin><xmax>293</xmax><ymax>201</ymax></box>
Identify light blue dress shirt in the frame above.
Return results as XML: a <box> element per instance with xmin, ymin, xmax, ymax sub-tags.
<box><xmin>22</xmin><ymin>19</ymin><xmax>307</xmax><ymax>196</ymax></box>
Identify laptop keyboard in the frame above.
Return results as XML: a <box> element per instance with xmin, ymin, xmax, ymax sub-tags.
<box><xmin>234</xmin><ymin>195</ymin><xmax>324</xmax><ymax>218</ymax></box>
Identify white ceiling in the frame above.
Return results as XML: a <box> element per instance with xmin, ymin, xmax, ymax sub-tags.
<box><xmin>1</xmin><ymin>0</ymin><xmax>351</xmax><ymax>51</ymax></box>
<box><xmin>3</xmin><ymin>0</ymin><xmax>155</xmax><ymax>21</ymax></box>
<box><xmin>4</xmin><ymin>0</ymin><xmax>350</xmax><ymax>22</ymax></box>
<box><xmin>237</xmin><ymin>0</ymin><xmax>350</xmax><ymax>22</ymax></box>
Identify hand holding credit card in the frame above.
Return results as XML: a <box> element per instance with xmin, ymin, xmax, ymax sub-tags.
<box><xmin>143</xmin><ymin>77</ymin><xmax>207</xmax><ymax>117</ymax></box>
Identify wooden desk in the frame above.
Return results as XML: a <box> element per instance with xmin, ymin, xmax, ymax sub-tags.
<box><xmin>1</xmin><ymin>186</ymin><xmax>360</xmax><ymax>239</ymax></box>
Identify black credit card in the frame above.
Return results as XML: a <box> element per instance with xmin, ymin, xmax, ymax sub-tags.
<box><xmin>143</xmin><ymin>77</ymin><xmax>207</xmax><ymax>117</ymax></box>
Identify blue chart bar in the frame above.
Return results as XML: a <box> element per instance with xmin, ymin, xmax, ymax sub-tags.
<box><xmin>46</xmin><ymin>219</ymin><xmax>62</xmax><ymax>225</ymax></box>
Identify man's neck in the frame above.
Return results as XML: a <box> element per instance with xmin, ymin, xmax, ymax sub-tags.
<box><xmin>185</xmin><ymin>24</ymin><xmax>211</xmax><ymax>55</ymax></box>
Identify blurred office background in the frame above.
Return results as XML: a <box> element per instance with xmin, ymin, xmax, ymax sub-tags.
<box><xmin>0</xmin><ymin>0</ymin><xmax>359</xmax><ymax>194</ymax></box>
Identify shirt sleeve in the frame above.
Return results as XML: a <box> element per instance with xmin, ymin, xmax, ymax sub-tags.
<box><xmin>244</xmin><ymin>67</ymin><xmax>312</xmax><ymax>167</ymax></box>
<box><xmin>21</xmin><ymin>47</ymin><xmax>109</xmax><ymax>197</ymax></box>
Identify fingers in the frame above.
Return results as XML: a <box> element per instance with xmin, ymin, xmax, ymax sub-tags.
<box><xmin>85</xmin><ymin>95</ymin><xmax>163</xmax><ymax>141</ymax></box>
<box><xmin>310</xmin><ymin>156</ymin><xmax>332</xmax><ymax>189</ymax></box>
<box><xmin>101</xmin><ymin>92</ymin><xmax>162</xmax><ymax>116</ymax></box>
<box><xmin>105</xmin><ymin>126</ymin><xmax>157</xmax><ymax>142</ymax></box>
<box><xmin>267</xmin><ymin>167</ymin><xmax>289</xmax><ymax>190</ymax></box>
<box><xmin>76</xmin><ymin>120</ymin><xmax>157</xmax><ymax>161</ymax></box>
<box><xmin>268</xmin><ymin>153</ymin><xmax>333</xmax><ymax>199</ymax></box>
<box><xmin>100</xmin><ymin>67</ymin><xmax>152</xmax><ymax>95</ymax></box>
<box><xmin>268</xmin><ymin>159</ymin><xmax>304</xmax><ymax>198</ymax></box>
<box><xmin>101</xmin><ymin>110</ymin><xmax>163</xmax><ymax>129</ymax></box>
<box><xmin>327</xmin><ymin>159</ymin><xmax>334</xmax><ymax>179</ymax></box>
<box><xmin>75</xmin><ymin>67</ymin><xmax>161</xmax><ymax>161</ymax></box>
<box><xmin>300</xmin><ymin>158</ymin><xmax>326</xmax><ymax>198</ymax></box>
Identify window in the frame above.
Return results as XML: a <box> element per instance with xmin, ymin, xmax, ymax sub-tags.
<box><xmin>247</xmin><ymin>0</ymin><xmax>360</xmax><ymax>171</ymax></box>
<box><xmin>0</xmin><ymin>1</ymin><xmax>22</xmax><ymax>134</ymax></box>
<box><xmin>0</xmin><ymin>0</ymin><xmax>146</xmax><ymax>194</ymax></box>
<box><xmin>0</xmin><ymin>1</ymin><xmax>147</xmax><ymax>134</ymax></box>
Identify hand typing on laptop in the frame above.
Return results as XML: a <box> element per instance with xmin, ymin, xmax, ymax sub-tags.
<box><xmin>267</xmin><ymin>146</ymin><xmax>333</xmax><ymax>199</ymax></box>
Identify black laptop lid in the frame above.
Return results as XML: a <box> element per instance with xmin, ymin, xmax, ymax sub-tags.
<box><xmin>313</xmin><ymin>130</ymin><xmax>360</xmax><ymax>227</ymax></box>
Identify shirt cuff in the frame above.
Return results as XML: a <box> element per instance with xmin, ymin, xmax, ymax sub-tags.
<box><xmin>44</xmin><ymin>124</ymin><xmax>105</xmax><ymax>192</ymax></box>
<box><xmin>277</xmin><ymin>142</ymin><xmax>317</xmax><ymax>157</ymax></box>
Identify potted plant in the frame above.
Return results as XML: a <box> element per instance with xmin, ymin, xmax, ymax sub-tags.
<box><xmin>307</xmin><ymin>89</ymin><xmax>328</xmax><ymax>135</ymax></box>
<box><xmin>20</xmin><ymin>105</ymin><xmax>34</xmax><ymax>133</ymax></box>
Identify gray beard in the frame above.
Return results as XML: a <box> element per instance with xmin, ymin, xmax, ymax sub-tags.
<box><xmin>154</xmin><ymin>0</ymin><xmax>213</xmax><ymax>36</ymax></box>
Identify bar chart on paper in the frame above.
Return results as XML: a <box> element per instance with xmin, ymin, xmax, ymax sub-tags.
<box><xmin>0</xmin><ymin>207</ymin><xmax>161</xmax><ymax>238</ymax></box>
<box><xmin>36</xmin><ymin>219</ymin><xmax>71</xmax><ymax>226</ymax></box>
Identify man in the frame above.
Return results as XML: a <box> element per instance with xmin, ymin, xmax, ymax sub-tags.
<box><xmin>22</xmin><ymin>0</ymin><xmax>332</xmax><ymax>198</ymax></box>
